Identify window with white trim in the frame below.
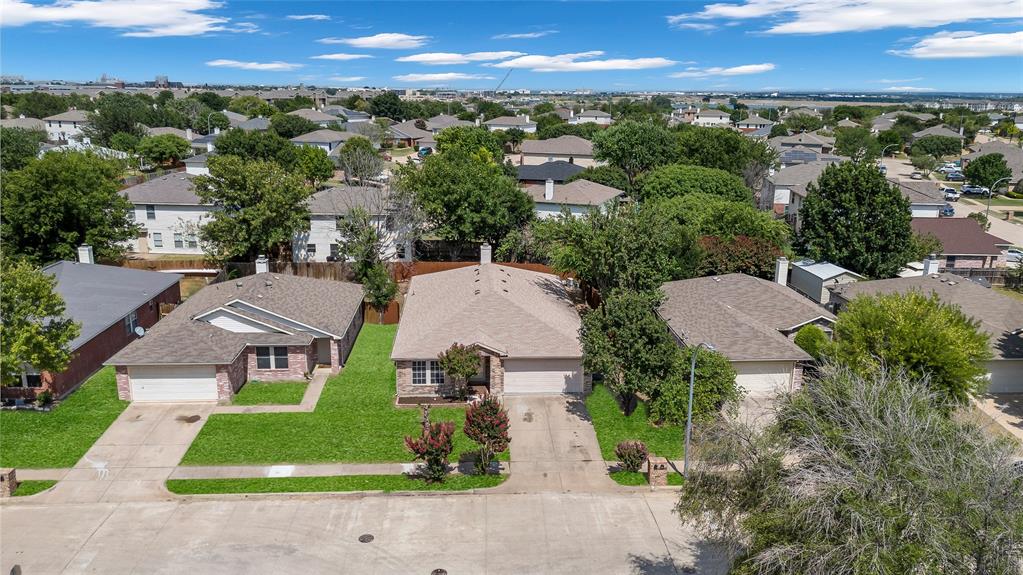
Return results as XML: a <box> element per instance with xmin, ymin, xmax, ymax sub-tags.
<box><xmin>152</xmin><ymin>232</ymin><xmax>163</xmax><ymax>247</ymax></box>
<box><xmin>186</xmin><ymin>234</ymin><xmax>198</xmax><ymax>249</ymax></box>
<box><xmin>146</xmin><ymin>205</ymin><xmax>156</xmax><ymax>220</ymax></box>
<box><xmin>124</xmin><ymin>310</ymin><xmax>138</xmax><ymax>335</ymax></box>
<box><xmin>255</xmin><ymin>346</ymin><xmax>290</xmax><ymax>370</ymax></box>
<box><xmin>306</xmin><ymin>243</ymin><xmax>317</xmax><ymax>256</ymax></box>
<box><xmin>430</xmin><ymin>360</ymin><xmax>445</xmax><ymax>384</ymax></box>
<box><xmin>411</xmin><ymin>360</ymin><xmax>428</xmax><ymax>385</ymax></box>
<box><xmin>174</xmin><ymin>233</ymin><xmax>184</xmax><ymax>248</ymax></box>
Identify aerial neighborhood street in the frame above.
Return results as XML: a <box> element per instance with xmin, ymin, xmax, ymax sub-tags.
<box><xmin>1</xmin><ymin>1</ymin><xmax>1022</xmax><ymax>573</ymax></box>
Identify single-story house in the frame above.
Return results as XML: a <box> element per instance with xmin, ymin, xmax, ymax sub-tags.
<box><xmin>0</xmin><ymin>116</ymin><xmax>45</xmax><ymax>131</ymax></box>
<box><xmin>571</xmin><ymin>109</ymin><xmax>612</xmax><ymax>125</ymax></box>
<box><xmin>484</xmin><ymin>114</ymin><xmax>537</xmax><ymax>133</ymax></box>
<box><xmin>910</xmin><ymin>218</ymin><xmax>1008</xmax><ymax>271</ymax></box>
<box><xmin>658</xmin><ymin>273</ymin><xmax>836</xmax><ymax>396</ymax></box>
<box><xmin>893</xmin><ymin>180</ymin><xmax>947</xmax><ymax>218</ymax></box>
<box><xmin>288</xmin><ymin>108</ymin><xmax>341</xmax><ymax>127</ymax></box>
<box><xmin>692</xmin><ymin>109</ymin><xmax>732</xmax><ymax>127</ymax></box>
<box><xmin>517</xmin><ymin>161</ymin><xmax>585</xmax><ymax>185</ymax></box>
<box><xmin>292</xmin><ymin>185</ymin><xmax>411</xmax><ymax>263</ymax></box>
<box><xmin>829</xmin><ymin>273</ymin><xmax>1023</xmax><ymax>393</ymax></box>
<box><xmin>787</xmin><ymin>259</ymin><xmax>864</xmax><ymax>306</ymax></box>
<box><xmin>525</xmin><ymin>178</ymin><xmax>625</xmax><ymax>219</ymax></box>
<box><xmin>962</xmin><ymin>141</ymin><xmax>1023</xmax><ymax>184</ymax></box>
<box><xmin>911</xmin><ymin>124</ymin><xmax>963</xmax><ymax>143</ymax></box>
<box><xmin>106</xmin><ymin>271</ymin><xmax>365</xmax><ymax>402</ymax></box>
<box><xmin>391</xmin><ymin>258</ymin><xmax>585</xmax><ymax>397</ymax></box>
<box><xmin>835</xmin><ymin>118</ymin><xmax>859</xmax><ymax>128</ymax></box>
<box><xmin>389</xmin><ymin>120</ymin><xmax>433</xmax><ymax>148</ymax></box>
<box><xmin>520</xmin><ymin>135</ymin><xmax>596</xmax><ymax>167</ymax></box>
<box><xmin>291</xmin><ymin>129</ymin><xmax>354</xmax><ymax>153</ymax></box>
<box><xmin>43</xmin><ymin>109</ymin><xmax>89</xmax><ymax>142</ymax></box>
<box><xmin>222</xmin><ymin>110</ymin><xmax>247</xmax><ymax>128</ymax></box>
<box><xmin>425</xmin><ymin>114</ymin><xmax>473</xmax><ymax>132</ymax></box>
<box><xmin>3</xmin><ymin>249</ymin><xmax>181</xmax><ymax>401</ymax></box>
<box><xmin>121</xmin><ymin>173</ymin><xmax>213</xmax><ymax>255</ymax></box>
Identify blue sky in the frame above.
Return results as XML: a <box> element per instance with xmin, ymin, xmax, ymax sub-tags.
<box><xmin>2</xmin><ymin>1</ymin><xmax>1022</xmax><ymax>93</ymax></box>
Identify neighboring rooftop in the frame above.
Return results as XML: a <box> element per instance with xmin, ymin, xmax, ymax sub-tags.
<box><xmin>44</xmin><ymin>261</ymin><xmax>182</xmax><ymax>350</ymax></box>
<box><xmin>291</xmin><ymin>129</ymin><xmax>353</xmax><ymax>144</ymax></box>
<box><xmin>830</xmin><ymin>273</ymin><xmax>1023</xmax><ymax>359</ymax></box>
<box><xmin>516</xmin><ymin>161</ymin><xmax>585</xmax><ymax>183</ymax></box>
<box><xmin>237</xmin><ymin>116</ymin><xmax>270</xmax><ymax>131</ymax></box>
<box><xmin>577</xmin><ymin>109</ymin><xmax>611</xmax><ymax>118</ymax></box>
<box><xmin>43</xmin><ymin>110</ymin><xmax>89</xmax><ymax>122</ymax></box>
<box><xmin>792</xmin><ymin>260</ymin><xmax>865</xmax><ymax>281</ymax></box>
<box><xmin>520</xmin><ymin>135</ymin><xmax>594</xmax><ymax>156</ymax></box>
<box><xmin>910</xmin><ymin>218</ymin><xmax>1008</xmax><ymax>256</ymax></box>
<box><xmin>892</xmin><ymin>179</ymin><xmax>946</xmax><ymax>205</ymax></box>
<box><xmin>392</xmin><ymin>264</ymin><xmax>581</xmax><ymax>360</ymax></box>
<box><xmin>963</xmin><ymin>141</ymin><xmax>1023</xmax><ymax>182</ymax></box>
<box><xmin>912</xmin><ymin>125</ymin><xmax>963</xmax><ymax>140</ymax></box>
<box><xmin>121</xmin><ymin>173</ymin><xmax>204</xmax><ymax>206</ymax></box>
<box><xmin>739</xmin><ymin>114</ymin><xmax>774</xmax><ymax>126</ymax></box>
<box><xmin>107</xmin><ymin>273</ymin><xmax>364</xmax><ymax>366</ymax></box>
<box><xmin>427</xmin><ymin>114</ymin><xmax>472</xmax><ymax>131</ymax></box>
<box><xmin>484</xmin><ymin>115</ymin><xmax>535</xmax><ymax>127</ymax></box>
<box><xmin>0</xmin><ymin>116</ymin><xmax>45</xmax><ymax>130</ymax></box>
<box><xmin>389</xmin><ymin>120</ymin><xmax>432</xmax><ymax>140</ymax></box>
<box><xmin>525</xmin><ymin>179</ymin><xmax>625</xmax><ymax>206</ymax></box>
<box><xmin>288</xmin><ymin>108</ymin><xmax>340</xmax><ymax>123</ymax></box>
<box><xmin>658</xmin><ymin>274</ymin><xmax>835</xmax><ymax>362</ymax></box>
<box><xmin>767</xmin><ymin>161</ymin><xmax>834</xmax><ymax>197</ymax></box>
<box><xmin>307</xmin><ymin>185</ymin><xmax>387</xmax><ymax>216</ymax></box>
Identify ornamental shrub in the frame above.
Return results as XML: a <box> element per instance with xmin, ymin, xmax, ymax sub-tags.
<box><xmin>464</xmin><ymin>395</ymin><xmax>511</xmax><ymax>474</ymax></box>
<box><xmin>615</xmin><ymin>440</ymin><xmax>648</xmax><ymax>472</ymax></box>
<box><xmin>794</xmin><ymin>324</ymin><xmax>829</xmax><ymax>360</ymax></box>
<box><xmin>405</xmin><ymin>420</ymin><xmax>455</xmax><ymax>482</ymax></box>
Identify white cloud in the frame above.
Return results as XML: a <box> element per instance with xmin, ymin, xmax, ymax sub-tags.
<box><xmin>669</xmin><ymin>63</ymin><xmax>775</xmax><ymax>78</ymax></box>
<box><xmin>393</xmin><ymin>72</ymin><xmax>495</xmax><ymax>83</ymax></box>
<box><xmin>206</xmin><ymin>59</ymin><xmax>303</xmax><ymax>71</ymax></box>
<box><xmin>310</xmin><ymin>53</ymin><xmax>372</xmax><ymax>61</ymax></box>
<box><xmin>888</xmin><ymin>30</ymin><xmax>1023</xmax><ymax>58</ymax></box>
<box><xmin>672</xmin><ymin>22</ymin><xmax>718</xmax><ymax>31</ymax></box>
<box><xmin>883</xmin><ymin>86</ymin><xmax>936</xmax><ymax>92</ymax></box>
<box><xmin>317</xmin><ymin>33</ymin><xmax>429</xmax><ymax>49</ymax></box>
<box><xmin>0</xmin><ymin>0</ymin><xmax>259</xmax><ymax>37</ymax></box>
<box><xmin>491</xmin><ymin>30</ymin><xmax>558</xmax><ymax>39</ymax></box>
<box><xmin>490</xmin><ymin>51</ymin><xmax>676</xmax><ymax>72</ymax></box>
<box><xmin>395</xmin><ymin>51</ymin><xmax>525</xmax><ymax>65</ymax></box>
<box><xmin>329</xmin><ymin>76</ymin><xmax>366</xmax><ymax>82</ymax></box>
<box><xmin>286</xmin><ymin>14</ymin><xmax>330</xmax><ymax>21</ymax></box>
<box><xmin>871</xmin><ymin>77</ymin><xmax>924</xmax><ymax>83</ymax></box>
<box><xmin>668</xmin><ymin>1</ymin><xmax>1021</xmax><ymax>34</ymax></box>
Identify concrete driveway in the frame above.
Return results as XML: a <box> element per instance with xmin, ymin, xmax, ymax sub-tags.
<box><xmin>498</xmin><ymin>395</ymin><xmax>617</xmax><ymax>493</ymax></box>
<box><xmin>39</xmin><ymin>403</ymin><xmax>213</xmax><ymax>504</ymax></box>
<box><xmin>1</xmin><ymin>491</ymin><xmax>727</xmax><ymax>574</ymax></box>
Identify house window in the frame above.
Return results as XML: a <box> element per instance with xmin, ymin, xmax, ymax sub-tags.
<box><xmin>945</xmin><ymin>256</ymin><xmax>955</xmax><ymax>268</ymax></box>
<box><xmin>174</xmin><ymin>233</ymin><xmax>184</xmax><ymax>248</ymax></box>
<box><xmin>255</xmin><ymin>346</ymin><xmax>290</xmax><ymax>370</ymax></box>
<box><xmin>430</xmin><ymin>360</ymin><xmax>445</xmax><ymax>385</ymax></box>
<box><xmin>186</xmin><ymin>234</ymin><xmax>198</xmax><ymax>249</ymax></box>
<box><xmin>152</xmin><ymin>232</ymin><xmax>163</xmax><ymax>247</ymax></box>
<box><xmin>306</xmin><ymin>243</ymin><xmax>317</xmax><ymax>256</ymax></box>
<box><xmin>124</xmin><ymin>310</ymin><xmax>139</xmax><ymax>335</ymax></box>
<box><xmin>23</xmin><ymin>373</ymin><xmax>43</xmax><ymax>388</ymax></box>
<box><xmin>412</xmin><ymin>361</ymin><xmax>428</xmax><ymax>385</ymax></box>
<box><xmin>329</xmin><ymin>243</ymin><xmax>340</xmax><ymax>259</ymax></box>
<box><xmin>146</xmin><ymin>205</ymin><xmax>156</xmax><ymax>220</ymax></box>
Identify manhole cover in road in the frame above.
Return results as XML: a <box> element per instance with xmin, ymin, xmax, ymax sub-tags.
<box><xmin>358</xmin><ymin>534</ymin><xmax>374</xmax><ymax>543</ymax></box>
<box><xmin>176</xmin><ymin>415</ymin><xmax>201</xmax><ymax>423</ymax></box>
<box><xmin>431</xmin><ymin>570</ymin><xmax>448</xmax><ymax>575</ymax></box>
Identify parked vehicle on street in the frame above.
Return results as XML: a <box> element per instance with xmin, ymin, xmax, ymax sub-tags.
<box><xmin>961</xmin><ymin>184</ymin><xmax>991</xmax><ymax>196</ymax></box>
<box><xmin>945</xmin><ymin>172</ymin><xmax>965</xmax><ymax>182</ymax></box>
<box><xmin>942</xmin><ymin>187</ymin><xmax>960</xmax><ymax>201</ymax></box>
<box><xmin>911</xmin><ymin>171</ymin><xmax>923</xmax><ymax>180</ymax></box>
<box><xmin>1006</xmin><ymin>248</ymin><xmax>1022</xmax><ymax>263</ymax></box>
<box><xmin>941</xmin><ymin>203</ymin><xmax>955</xmax><ymax>217</ymax></box>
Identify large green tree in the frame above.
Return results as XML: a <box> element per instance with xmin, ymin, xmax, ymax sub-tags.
<box><xmin>637</xmin><ymin>164</ymin><xmax>751</xmax><ymax>203</ymax></box>
<box><xmin>83</xmin><ymin>93</ymin><xmax>152</xmax><ymax>145</ymax></box>
<box><xmin>830</xmin><ymin>292</ymin><xmax>993</xmax><ymax>406</ymax></box>
<box><xmin>648</xmin><ymin>347</ymin><xmax>739</xmax><ymax>425</ymax></box>
<box><xmin>834</xmin><ymin>126</ymin><xmax>881</xmax><ymax>161</ymax></box>
<box><xmin>0</xmin><ymin>127</ymin><xmax>46</xmax><ymax>171</ymax></box>
<box><xmin>654</xmin><ymin>193</ymin><xmax>790</xmax><ymax>248</ymax></box>
<box><xmin>397</xmin><ymin>147</ymin><xmax>532</xmax><ymax>254</ymax></box>
<box><xmin>592</xmin><ymin>120</ymin><xmax>677</xmax><ymax>186</ymax></box>
<box><xmin>675</xmin><ymin>126</ymin><xmax>777</xmax><ymax>190</ymax></box>
<box><xmin>963</xmin><ymin>153</ymin><xmax>1013</xmax><ymax>191</ymax></box>
<box><xmin>11</xmin><ymin>92</ymin><xmax>74</xmax><ymax>119</ymax></box>
<box><xmin>269</xmin><ymin>113</ymin><xmax>320</xmax><ymax>139</ymax></box>
<box><xmin>294</xmin><ymin>145</ymin><xmax>335</xmax><ymax>188</ymax></box>
<box><xmin>434</xmin><ymin>126</ymin><xmax>504</xmax><ymax>161</ymax></box>
<box><xmin>565</xmin><ymin>165</ymin><xmax>632</xmax><ymax>194</ymax></box>
<box><xmin>536</xmin><ymin>201</ymin><xmax>701</xmax><ymax>294</ymax></box>
<box><xmin>336</xmin><ymin>136</ymin><xmax>383</xmax><ymax>184</ymax></box>
<box><xmin>212</xmin><ymin>128</ymin><xmax>297</xmax><ymax>169</ymax></box>
<box><xmin>195</xmin><ymin>156</ymin><xmax>312</xmax><ymax>262</ymax></box>
<box><xmin>0</xmin><ymin>258</ymin><xmax>81</xmax><ymax>387</ymax></box>
<box><xmin>797</xmin><ymin>161</ymin><xmax>913</xmax><ymax>278</ymax></box>
<box><xmin>136</xmin><ymin>134</ymin><xmax>191</xmax><ymax>167</ymax></box>
<box><xmin>369</xmin><ymin>92</ymin><xmax>405</xmax><ymax>120</ymax></box>
<box><xmin>912</xmin><ymin>135</ymin><xmax>962</xmax><ymax>157</ymax></box>
<box><xmin>1</xmin><ymin>151</ymin><xmax>136</xmax><ymax>263</ymax></box>
<box><xmin>782</xmin><ymin>113</ymin><xmax>824</xmax><ymax>132</ymax></box>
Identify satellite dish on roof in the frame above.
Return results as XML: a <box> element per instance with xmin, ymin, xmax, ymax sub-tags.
<box><xmin>134</xmin><ymin>326</ymin><xmax>146</xmax><ymax>337</ymax></box>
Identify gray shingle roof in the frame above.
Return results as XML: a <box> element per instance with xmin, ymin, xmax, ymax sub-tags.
<box><xmin>121</xmin><ymin>173</ymin><xmax>205</xmax><ymax>206</ymax></box>
<box><xmin>288</xmin><ymin>108</ymin><xmax>340</xmax><ymax>123</ymax></box>
<box><xmin>658</xmin><ymin>274</ymin><xmax>836</xmax><ymax>362</ymax></box>
<box><xmin>516</xmin><ymin>161</ymin><xmax>585</xmax><ymax>183</ymax></box>
<box><xmin>520</xmin><ymin>135</ymin><xmax>593</xmax><ymax>156</ymax></box>
<box><xmin>389</xmin><ymin>120</ymin><xmax>432</xmax><ymax>140</ymax></box>
<box><xmin>107</xmin><ymin>273</ymin><xmax>364</xmax><ymax>366</ymax></box>
<box><xmin>767</xmin><ymin>162</ymin><xmax>834</xmax><ymax>198</ymax></box>
<box><xmin>484</xmin><ymin>115</ymin><xmax>535</xmax><ymax>127</ymax></box>
<box><xmin>912</xmin><ymin>125</ymin><xmax>963</xmax><ymax>140</ymax></box>
<box><xmin>238</xmin><ymin>117</ymin><xmax>270</xmax><ymax>131</ymax></box>
<box><xmin>427</xmin><ymin>114</ymin><xmax>472</xmax><ymax>130</ymax></box>
<box><xmin>892</xmin><ymin>179</ymin><xmax>945</xmax><ymax>205</ymax></box>
<box><xmin>524</xmin><ymin>179</ymin><xmax>624</xmax><ymax>206</ymax></box>
<box><xmin>290</xmin><ymin>129</ymin><xmax>353</xmax><ymax>144</ymax></box>
<box><xmin>43</xmin><ymin>110</ymin><xmax>89</xmax><ymax>122</ymax></box>
<box><xmin>578</xmin><ymin>109</ymin><xmax>611</xmax><ymax>118</ymax></box>
<box><xmin>830</xmin><ymin>273</ymin><xmax>1023</xmax><ymax>359</ymax></box>
<box><xmin>307</xmin><ymin>185</ymin><xmax>389</xmax><ymax>216</ymax></box>
<box><xmin>44</xmin><ymin>261</ymin><xmax>182</xmax><ymax>350</ymax></box>
<box><xmin>963</xmin><ymin>141</ymin><xmax>1023</xmax><ymax>182</ymax></box>
<box><xmin>0</xmin><ymin>117</ymin><xmax>45</xmax><ymax>130</ymax></box>
<box><xmin>392</xmin><ymin>264</ymin><xmax>582</xmax><ymax>360</ymax></box>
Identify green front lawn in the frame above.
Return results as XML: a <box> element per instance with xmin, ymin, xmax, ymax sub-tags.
<box><xmin>232</xmin><ymin>380</ymin><xmax>307</xmax><ymax>405</ymax></box>
<box><xmin>0</xmin><ymin>367</ymin><xmax>128</xmax><ymax>468</ymax></box>
<box><xmin>961</xmin><ymin>196</ymin><xmax>1023</xmax><ymax>207</ymax></box>
<box><xmin>166</xmin><ymin>473</ymin><xmax>505</xmax><ymax>495</ymax></box>
<box><xmin>12</xmin><ymin>479</ymin><xmax>58</xmax><ymax>496</ymax></box>
<box><xmin>182</xmin><ymin>325</ymin><xmax>476</xmax><ymax>465</ymax></box>
<box><xmin>609</xmin><ymin>471</ymin><xmax>684</xmax><ymax>486</ymax></box>
<box><xmin>586</xmin><ymin>384</ymin><xmax>684</xmax><ymax>461</ymax></box>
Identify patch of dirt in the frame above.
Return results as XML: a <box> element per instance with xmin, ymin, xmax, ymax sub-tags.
<box><xmin>176</xmin><ymin>415</ymin><xmax>201</xmax><ymax>423</ymax></box>
<box><xmin>522</xmin><ymin>410</ymin><xmax>534</xmax><ymax>423</ymax></box>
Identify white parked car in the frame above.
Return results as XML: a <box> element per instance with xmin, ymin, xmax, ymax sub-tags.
<box><xmin>1006</xmin><ymin>248</ymin><xmax>1023</xmax><ymax>263</ymax></box>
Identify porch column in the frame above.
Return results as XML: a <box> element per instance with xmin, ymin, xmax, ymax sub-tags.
<box><xmin>330</xmin><ymin>340</ymin><xmax>341</xmax><ymax>374</ymax></box>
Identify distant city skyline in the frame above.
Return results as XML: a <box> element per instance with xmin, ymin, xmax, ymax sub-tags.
<box><xmin>1</xmin><ymin>0</ymin><xmax>1021</xmax><ymax>93</ymax></box>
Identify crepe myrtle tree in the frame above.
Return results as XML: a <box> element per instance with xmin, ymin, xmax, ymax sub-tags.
<box><xmin>437</xmin><ymin>343</ymin><xmax>481</xmax><ymax>401</ymax></box>
<box><xmin>405</xmin><ymin>417</ymin><xmax>455</xmax><ymax>483</ymax></box>
<box><xmin>463</xmin><ymin>395</ymin><xmax>511</xmax><ymax>474</ymax></box>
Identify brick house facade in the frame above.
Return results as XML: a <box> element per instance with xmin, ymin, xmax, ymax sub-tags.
<box><xmin>396</xmin><ymin>348</ymin><xmax>506</xmax><ymax>399</ymax></box>
<box><xmin>4</xmin><ymin>281</ymin><xmax>180</xmax><ymax>401</ymax></box>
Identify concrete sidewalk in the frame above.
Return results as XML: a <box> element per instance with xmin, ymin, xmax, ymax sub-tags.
<box><xmin>170</xmin><ymin>461</ymin><xmax>510</xmax><ymax>480</ymax></box>
<box><xmin>212</xmin><ymin>367</ymin><xmax>330</xmax><ymax>414</ymax></box>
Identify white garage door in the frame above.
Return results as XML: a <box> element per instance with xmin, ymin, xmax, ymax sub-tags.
<box><xmin>128</xmin><ymin>365</ymin><xmax>218</xmax><ymax>402</ymax></box>
<box><xmin>734</xmin><ymin>361</ymin><xmax>795</xmax><ymax>396</ymax></box>
<box><xmin>985</xmin><ymin>360</ymin><xmax>1023</xmax><ymax>393</ymax></box>
<box><xmin>503</xmin><ymin>359</ymin><xmax>584</xmax><ymax>394</ymax></box>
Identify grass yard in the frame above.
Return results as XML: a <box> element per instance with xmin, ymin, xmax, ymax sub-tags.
<box><xmin>586</xmin><ymin>384</ymin><xmax>684</xmax><ymax>461</ymax></box>
<box><xmin>0</xmin><ymin>367</ymin><xmax>128</xmax><ymax>468</ymax></box>
<box><xmin>12</xmin><ymin>480</ymin><xmax>58</xmax><ymax>496</ymax></box>
<box><xmin>609</xmin><ymin>471</ymin><xmax>684</xmax><ymax>487</ymax></box>
<box><xmin>166</xmin><ymin>473</ymin><xmax>505</xmax><ymax>495</ymax></box>
<box><xmin>182</xmin><ymin>324</ymin><xmax>477</xmax><ymax>466</ymax></box>
<box><xmin>995</xmin><ymin>287</ymin><xmax>1023</xmax><ymax>302</ymax></box>
<box><xmin>961</xmin><ymin>196</ymin><xmax>1023</xmax><ymax>208</ymax></box>
<box><xmin>232</xmin><ymin>380</ymin><xmax>307</xmax><ymax>405</ymax></box>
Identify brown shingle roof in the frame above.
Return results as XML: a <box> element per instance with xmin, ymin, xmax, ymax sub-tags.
<box><xmin>963</xmin><ymin>141</ymin><xmax>1023</xmax><ymax>182</ymax></box>
<box><xmin>658</xmin><ymin>274</ymin><xmax>835</xmax><ymax>362</ymax></box>
<box><xmin>830</xmin><ymin>273</ymin><xmax>1023</xmax><ymax>359</ymax></box>
<box><xmin>520</xmin><ymin>135</ymin><xmax>594</xmax><ymax>156</ymax></box>
<box><xmin>121</xmin><ymin>173</ymin><xmax>205</xmax><ymax>206</ymax></box>
<box><xmin>910</xmin><ymin>218</ymin><xmax>1008</xmax><ymax>256</ymax></box>
<box><xmin>524</xmin><ymin>179</ymin><xmax>624</xmax><ymax>207</ymax></box>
